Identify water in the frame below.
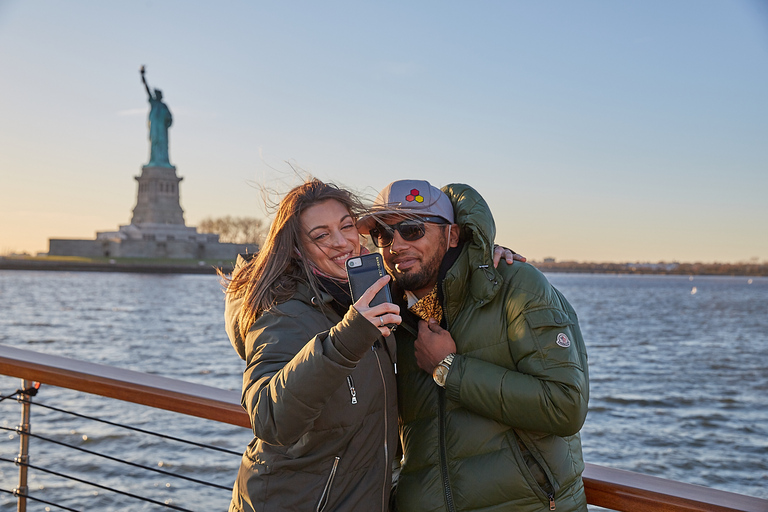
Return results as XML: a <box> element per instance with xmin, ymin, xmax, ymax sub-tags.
<box><xmin>548</xmin><ymin>273</ymin><xmax>768</xmax><ymax>500</ymax></box>
<box><xmin>0</xmin><ymin>272</ymin><xmax>252</xmax><ymax>511</ymax></box>
<box><xmin>1</xmin><ymin>271</ymin><xmax>767</xmax><ymax>510</ymax></box>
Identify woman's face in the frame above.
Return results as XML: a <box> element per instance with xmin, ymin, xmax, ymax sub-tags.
<box><xmin>299</xmin><ymin>199</ymin><xmax>361</xmax><ymax>279</ymax></box>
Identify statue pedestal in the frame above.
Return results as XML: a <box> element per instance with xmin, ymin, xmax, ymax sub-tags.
<box><xmin>130</xmin><ymin>165</ymin><xmax>185</xmax><ymax>225</ymax></box>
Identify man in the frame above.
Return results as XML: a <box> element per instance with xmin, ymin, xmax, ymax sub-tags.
<box><xmin>358</xmin><ymin>180</ymin><xmax>589</xmax><ymax>512</ymax></box>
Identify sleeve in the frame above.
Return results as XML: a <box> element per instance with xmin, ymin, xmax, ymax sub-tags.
<box><xmin>444</xmin><ymin>282</ymin><xmax>589</xmax><ymax>437</ymax></box>
<box><xmin>240</xmin><ymin>305</ymin><xmax>381</xmax><ymax>445</ymax></box>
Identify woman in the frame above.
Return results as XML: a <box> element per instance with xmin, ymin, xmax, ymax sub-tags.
<box><xmin>223</xmin><ymin>179</ymin><xmax>402</xmax><ymax>512</ymax></box>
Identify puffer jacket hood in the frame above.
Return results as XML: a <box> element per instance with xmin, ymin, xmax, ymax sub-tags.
<box><xmin>440</xmin><ymin>183</ymin><xmax>501</xmax><ymax>314</ymax></box>
<box><xmin>224</xmin><ymin>255</ymin><xmax>335</xmax><ymax>361</ymax></box>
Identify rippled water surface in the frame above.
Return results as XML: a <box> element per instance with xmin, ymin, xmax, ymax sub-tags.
<box><xmin>547</xmin><ymin>273</ymin><xmax>768</xmax><ymax>501</ymax></box>
<box><xmin>1</xmin><ymin>270</ymin><xmax>766</xmax><ymax>510</ymax></box>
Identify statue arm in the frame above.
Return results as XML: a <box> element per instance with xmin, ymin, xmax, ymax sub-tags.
<box><xmin>140</xmin><ymin>66</ymin><xmax>152</xmax><ymax>99</ymax></box>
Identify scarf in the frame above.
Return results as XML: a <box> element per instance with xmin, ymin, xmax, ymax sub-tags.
<box><xmin>407</xmin><ymin>285</ymin><xmax>443</xmax><ymax>323</ymax></box>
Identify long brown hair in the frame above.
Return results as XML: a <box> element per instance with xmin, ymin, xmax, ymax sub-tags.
<box><xmin>224</xmin><ymin>178</ymin><xmax>367</xmax><ymax>341</ymax></box>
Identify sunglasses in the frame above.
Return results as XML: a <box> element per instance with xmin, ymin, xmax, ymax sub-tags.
<box><xmin>368</xmin><ymin>216</ymin><xmax>449</xmax><ymax>248</ymax></box>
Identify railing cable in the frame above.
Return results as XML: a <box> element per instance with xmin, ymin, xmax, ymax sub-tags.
<box><xmin>0</xmin><ymin>456</ymin><xmax>196</xmax><ymax>512</ymax></box>
<box><xmin>2</xmin><ymin>384</ymin><xmax>235</xmax><ymax>510</ymax></box>
<box><xmin>0</xmin><ymin>392</ymin><xmax>20</xmax><ymax>403</ymax></box>
<box><xmin>0</xmin><ymin>382</ymin><xmax>40</xmax><ymax>403</ymax></box>
<box><xmin>11</xmin><ymin>398</ymin><xmax>241</xmax><ymax>455</ymax></box>
<box><xmin>0</xmin><ymin>487</ymin><xmax>81</xmax><ymax>512</ymax></box>
<box><xmin>0</xmin><ymin>426</ymin><xmax>231</xmax><ymax>490</ymax></box>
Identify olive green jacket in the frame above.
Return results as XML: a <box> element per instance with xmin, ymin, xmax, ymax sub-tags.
<box><xmin>394</xmin><ymin>184</ymin><xmax>589</xmax><ymax>512</ymax></box>
<box><xmin>225</xmin><ymin>269</ymin><xmax>398</xmax><ymax>512</ymax></box>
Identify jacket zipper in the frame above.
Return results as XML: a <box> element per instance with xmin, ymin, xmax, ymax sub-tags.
<box><xmin>549</xmin><ymin>493</ymin><xmax>556</xmax><ymax>510</ymax></box>
<box><xmin>346</xmin><ymin>375</ymin><xmax>357</xmax><ymax>404</ymax></box>
<box><xmin>438</xmin><ymin>388</ymin><xmax>456</xmax><ymax>512</ymax></box>
<box><xmin>316</xmin><ymin>456</ymin><xmax>340</xmax><ymax>512</ymax></box>
<box><xmin>436</xmin><ymin>284</ymin><xmax>456</xmax><ymax>512</ymax></box>
<box><xmin>373</xmin><ymin>346</ymin><xmax>389</xmax><ymax>512</ymax></box>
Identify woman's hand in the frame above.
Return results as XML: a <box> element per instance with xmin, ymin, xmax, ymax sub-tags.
<box><xmin>493</xmin><ymin>245</ymin><xmax>526</xmax><ymax>268</ymax></box>
<box><xmin>354</xmin><ymin>275</ymin><xmax>402</xmax><ymax>337</ymax></box>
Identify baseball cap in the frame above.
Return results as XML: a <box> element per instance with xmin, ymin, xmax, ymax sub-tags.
<box><xmin>357</xmin><ymin>180</ymin><xmax>454</xmax><ymax>234</ymax></box>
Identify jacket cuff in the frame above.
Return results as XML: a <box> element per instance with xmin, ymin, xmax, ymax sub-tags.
<box><xmin>329</xmin><ymin>306</ymin><xmax>381</xmax><ymax>362</ymax></box>
<box><xmin>444</xmin><ymin>354</ymin><xmax>463</xmax><ymax>402</ymax></box>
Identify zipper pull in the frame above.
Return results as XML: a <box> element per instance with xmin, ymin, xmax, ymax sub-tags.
<box><xmin>393</xmin><ymin>362</ymin><xmax>397</xmax><ymax>374</ymax></box>
<box><xmin>549</xmin><ymin>494</ymin><xmax>556</xmax><ymax>510</ymax></box>
<box><xmin>346</xmin><ymin>376</ymin><xmax>357</xmax><ymax>404</ymax></box>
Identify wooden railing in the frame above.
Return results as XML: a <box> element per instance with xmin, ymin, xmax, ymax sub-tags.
<box><xmin>0</xmin><ymin>344</ymin><xmax>248</xmax><ymax>428</ymax></box>
<box><xmin>1</xmin><ymin>344</ymin><xmax>766</xmax><ymax>512</ymax></box>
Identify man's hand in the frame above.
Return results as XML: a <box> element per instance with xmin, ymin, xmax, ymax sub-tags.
<box><xmin>414</xmin><ymin>318</ymin><xmax>457</xmax><ymax>373</ymax></box>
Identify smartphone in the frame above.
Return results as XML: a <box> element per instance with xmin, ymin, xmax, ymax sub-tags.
<box><xmin>346</xmin><ymin>253</ymin><xmax>393</xmax><ymax>307</ymax></box>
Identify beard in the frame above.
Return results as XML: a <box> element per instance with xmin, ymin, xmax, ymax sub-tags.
<box><xmin>390</xmin><ymin>232</ymin><xmax>448</xmax><ymax>293</ymax></box>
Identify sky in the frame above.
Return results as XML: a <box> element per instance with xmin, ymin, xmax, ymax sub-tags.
<box><xmin>1</xmin><ymin>1</ymin><xmax>766</xmax><ymax>263</ymax></box>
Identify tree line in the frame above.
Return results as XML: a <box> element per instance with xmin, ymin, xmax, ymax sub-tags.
<box><xmin>197</xmin><ymin>216</ymin><xmax>266</xmax><ymax>244</ymax></box>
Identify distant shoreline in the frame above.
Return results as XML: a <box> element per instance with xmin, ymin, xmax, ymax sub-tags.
<box><xmin>0</xmin><ymin>256</ymin><xmax>234</xmax><ymax>274</ymax></box>
<box><xmin>533</xmin><ymin>261</ymin><xmax>768</xmax><ymax>277</ymax></box>
<box><xmin>2</xmin><ymin>256</ymin><xmax>766</xmax><ymax>277</ymax></box>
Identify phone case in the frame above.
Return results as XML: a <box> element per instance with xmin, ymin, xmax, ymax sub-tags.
<box><xmin>346</xmin><ymin>253</ymin><xmax>393</xmax><ymax>307</ymax></box>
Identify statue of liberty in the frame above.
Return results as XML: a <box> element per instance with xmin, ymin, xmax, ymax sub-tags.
<box><xmin>140</xmin><ymin>66</ymin><xmax>173</xmax><ymax>167</ymax></box>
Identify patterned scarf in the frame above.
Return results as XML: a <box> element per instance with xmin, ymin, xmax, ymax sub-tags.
<box><xmin>408</xmin><ymin>284</ymin><xmax>443</xmax><ymax>324</ymax></box>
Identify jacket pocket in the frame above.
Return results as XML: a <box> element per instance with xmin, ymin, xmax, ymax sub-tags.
<box><xmin>523</xmin><ymin>307</ymin><xmax>583</xmax><ymax>371</ymax></box>
<box><xmin>316</xmin><ymin>456</ymin><xmax>341</xmax><ymax>512</ymax></box>
<box><xmin>512</xmin><ymin>431</ymin><xmax>558</xmax><ymax>509</ymax></box>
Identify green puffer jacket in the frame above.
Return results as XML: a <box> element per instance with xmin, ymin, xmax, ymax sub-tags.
<box><xmin>225</xmin><ymin>265</ymin><xmax>398</xmax><ymax>512</ymax></box>
<box><xmin>394</xmin><ymin>184</ymin><xmax>589</xmax><ymax>512</ymax></box>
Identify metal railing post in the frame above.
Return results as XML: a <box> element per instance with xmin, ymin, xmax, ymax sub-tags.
<box><xmin>14</xmin><ymin>378</ymin><xmax>32</xmax><ymax>512</ymax></box>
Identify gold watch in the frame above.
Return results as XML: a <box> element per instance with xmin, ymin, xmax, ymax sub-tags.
<box><xmin>432</xmin><ymin>353</ymin><xmax>455</xmax><ymax>387</ymax></box>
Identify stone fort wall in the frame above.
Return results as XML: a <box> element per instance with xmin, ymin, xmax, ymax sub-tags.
<box><xmin>49</xmin><ymin>238</ymin><xmax>256</xmax><ymax>260</ymax></box>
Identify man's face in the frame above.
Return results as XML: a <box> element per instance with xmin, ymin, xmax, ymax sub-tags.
<box><xmin>377</xmin><ymin>215</ymin><xmax>459</xmax><ymax>299</ymax></box>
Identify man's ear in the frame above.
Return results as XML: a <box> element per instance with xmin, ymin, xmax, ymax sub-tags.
<box><xmin>448</xmin><ymin>223</ymin><xmax>460</xmax><ymax>248</ymax></box>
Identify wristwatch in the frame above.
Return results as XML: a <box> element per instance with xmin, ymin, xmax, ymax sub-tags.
<box><xmin>432</xmin><ymin>353</ymin><xmax>456</xmax><ymax>387</ymax></box>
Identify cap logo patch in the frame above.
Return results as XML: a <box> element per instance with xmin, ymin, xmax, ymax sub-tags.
<box><xmin>556</xmin><ymin>333</ymin><xmax>571</xmax><ymax>348</ymax></box>
<box><xmin>405</xmin><ymin>188</ymin><xmax>424</xmax><ymax>203</ymax></box>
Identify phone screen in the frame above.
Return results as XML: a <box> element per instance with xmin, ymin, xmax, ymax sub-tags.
<box><xmin>345</xmin><ymin>253</ymin><xmax>393</xmax><ymax>307</ymax></box>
